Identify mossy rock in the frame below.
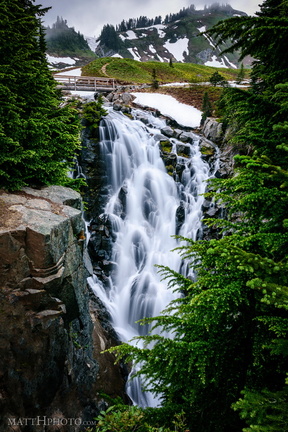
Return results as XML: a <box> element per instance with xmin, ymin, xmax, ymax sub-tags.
<box><xmin>124</xmin><ymin>112</ymin><xmax>133</xmax><ymax>120</ymax></box>
<box><xmin>165</xmin><ymin>164</ymin><xmax>174</xmax><ymax>176</ymax></box>
<box><xmin>200</xmin><ymin>142</ymin><xmax>215</xmax><ymax>156</ymax></box>
<box><xmin>178</xmin><ymin>152</ymin><xmax>190</xmax><ymax>158</ymax></box>
<box><xmin>160</xmin><ymin>140</ymin><xmax>173</xmax><ymax>153</ymax></box>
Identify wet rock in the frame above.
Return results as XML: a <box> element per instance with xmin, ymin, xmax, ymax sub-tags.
<box><xmin>79</xmin><ymin>127</ymin><xmax>110</xmax><ymax>220</ymax></box>
<box><xmin>112</xmin><ymin>102</ymin><xmax>122</xmax><ymax>111</ymax></box>
<box><xmin>121</xmin><ymin>93</ymin><xmax>134</xmax><ymax>104</ymax></box>
<box><xmin>176</xmin><ymin>143</ymin><xmax>191</xmax><ymax>157</ymax></box>
<box><xmin>153</xmin><ymin>133</ymin><xmax>167</xmax><ymax>142</ymax></box>
<box><xmin>88</xmin><ymin>214</ymin><xmax>116</xmax><ymax>275</ymax></box>
<box><xmin>199</xmin><ymin>138</ymin><xmax>217</xmax><ymax>157</ymax></box>
<box><xmin>118</xmin><ymin>183</ymin><xmax>128</xmax><ymax>218</ymax></box>
<box><xmin>201</xmin><ymin>198</ymin><xmax>212</xmax><ymax>211</ymax></box>
<box><xmin>202</xmin><ymin>117</ymin><xmax>223</xmax><ymax>143</ymax></box>
<box><xmin>180</xmin><ymin>131</ymin><xmax>195</xmax><ymax>143</ymax></box>
<box><xmin>176</xmin><ymin>201</ymin><xmax>186</xmax><ymax>234</ymax></box>
<box><xmin>160</xmin><ymin>126</ymin><xmax>174</xmax><ymax>137</ymax></box>
<box><xmin>173</xmin><ymin>128</ymin><xmax>184</xmax><ymax>139</ymax></box>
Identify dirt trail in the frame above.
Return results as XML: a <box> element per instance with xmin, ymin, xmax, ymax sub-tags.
<box><xmin>101</xmin><ymin>63</ymin><xmax>109</xmax><ymax>77</ymax></box>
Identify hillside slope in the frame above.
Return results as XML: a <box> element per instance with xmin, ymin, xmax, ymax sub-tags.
<box><xmin>95</xmin><ymin>4</ymin><xmax>250</xmax><ymax>68</ymax></box>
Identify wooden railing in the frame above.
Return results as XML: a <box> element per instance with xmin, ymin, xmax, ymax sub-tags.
<box><xmin>53</xmin><ymin>75</ymin><xmax>116</xmax><ymax>92</ymax></box>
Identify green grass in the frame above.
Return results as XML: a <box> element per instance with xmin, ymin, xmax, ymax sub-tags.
<box><xmin>82</xmin><ymin>57</ymin><xmax>242</xmax><ymax>84</ymax></box>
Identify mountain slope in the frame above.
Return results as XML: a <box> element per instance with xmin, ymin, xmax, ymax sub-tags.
<box><xmin>95</xmin><ymin>4</ymin><xmax>249</xmax><ymax>68</ymax></box>
<box><xmin>44</xmin><ymin>17</ymin><xmax>96</xmax><ymax>68</ymax></box>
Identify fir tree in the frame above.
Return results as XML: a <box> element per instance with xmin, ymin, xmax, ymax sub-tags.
<box><xmin>201</xmin><ymin>91</ymin><xmax>213</xmax><ymax>124</ymax></box>
<box><xmin>0</xmin><ymin>0</ymin><xmax>81</xmax><ymax>190</ymax></box>
<box><xmin>151</xmin><ymin>68</ymin><xmax>159</xmax><ymax>89</ymax></box>
<box><xmin>236</xmin><ymin>62</ymin><xmax>245</xmax><ymax>84</ymax></box>
<box><xmin>99</xmin><ymin>24</ymin><xmax>123</xmax><ymax>51</ymax></box>
<box><xmin>45</xmin><ymin>16</ymin><xmax>92</xmax><ymax>56</ymax></box>
<box><xmin>209</xmin><ymin>71</ymin><xmax>228</xmax><ymax>86</ymax></box>
<box><xmin>107</xmin><ymin>1</ymin><xmax>288</xmax><ymax>431</ymax></box>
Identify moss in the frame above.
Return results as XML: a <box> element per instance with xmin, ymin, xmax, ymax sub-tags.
<box><xmin>200</xmin><ymin>146</ymin><xmax>215</xmax><ymax>156</ymax></box>
<box><xmin>165</xmin><ymin>164</ymin><xmax>174</xmax><ymax>176</ymax></box>
<box><xmin>178</xmin><ymin>152</ymin><xmax>189</xmax><ymax>158</ymax></box>
<box><xmin>124</xmin><ymin>112</ymin><xmax>133</xmax><ymax>120</ymax></box>
<box><xmin>160</xmin><ymin>141</ymin><xmax>173</xmax><ymax>153</ymax></box>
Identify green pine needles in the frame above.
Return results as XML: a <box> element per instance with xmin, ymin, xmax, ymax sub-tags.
<box><xmin>0</xmin><ymin>0</ymin><xmax>81</xmax><ymax>191</ymax></box>
<box><xmin>105</xmin><ymin>1</ymin><xmax>288</xmax><ymax>431</ymax></box>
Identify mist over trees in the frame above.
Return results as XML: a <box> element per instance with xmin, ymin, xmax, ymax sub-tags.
<box><xmin>45</xmin><ymin>16</ymin><xmax>92</xmax><ymax>55</ymax></box>
<box><xmin>107</xmin><ymin>3</ymin><xmax>242</xmax><ymax>34</ymax></box>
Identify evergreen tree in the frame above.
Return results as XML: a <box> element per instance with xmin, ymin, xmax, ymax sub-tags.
<box><xmin>236</xmin><ymin>62</ymin><xmax>245</xmax><ymax>84</ymax></box>
<box><xmin>151</xmin><ymin>68</ymin><xmax>159</xmax><ymax>89</ymax></box>
<box><xmin>205</xmin><ymin>0</ymin><xmax>288</xmax><ymax>90</ymax></box>
<box><xmin>0</xmin><ymin>0</ymin><xmax>81</xmax><ymax>190</ymax></box>
<box><xmin>201</xmin><ymin>91</ymin><xmax>213</xmax><ymax>124</ymax></box>
<box><xmin>99</xmin><ymin>24</ymin><xmax>123</xmax><ymax>51</ymax></box>
<box><xmin>209</xmin><ymin>71</ymin><xmax>228</xmax><ymax>86</ymax></box>
<box><xmin>108</xmin><ymin>1</ymin><xmax>288</xmax><ymax>431</ymax></box>
<box><xmin>45</xmin><ymin>16</ymin><xmax>92</xmax><ymax>56</ymax></box>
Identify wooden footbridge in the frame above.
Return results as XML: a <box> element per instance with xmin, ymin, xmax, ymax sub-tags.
<box><xmin>53</xmin><ymin>74</ymin><xmax>116</xmax><ymax>92</ymax></box>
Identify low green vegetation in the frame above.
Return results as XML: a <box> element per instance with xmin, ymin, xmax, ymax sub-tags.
<box><xmin>82</xmin><ymin>57</ymin><xmax>240</xmax><ymax>84</ymax></box>
<box><xmin>86</xmin><ymin>399</ymin><xmax>189</xmax><ymax>432</ymax></box>
<box><xmin>82</xmin><ymin>97</ymin><xmax>108</xmax><ymax>138</ymax></box>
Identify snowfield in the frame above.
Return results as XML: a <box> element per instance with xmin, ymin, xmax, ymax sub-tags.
<box><xmin>131</xmin><ymin>92</ymin><xmax>202</xmax><ymax>128</ymax></box>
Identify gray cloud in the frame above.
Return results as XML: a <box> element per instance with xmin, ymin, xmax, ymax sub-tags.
<box><xmin>38</xmin><ymin>0</ymin><xmax>261</xmax><ymax>37</ymax></box>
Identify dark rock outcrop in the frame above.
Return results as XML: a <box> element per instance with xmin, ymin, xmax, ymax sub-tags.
<box><xmin>201</xmin><ymin>117</ymin><xmax>236</xmax><ymax>178</ymax></box>
<box><xmin>0</xmin><ymin>186</ymin><xmax>127</xmax><ymax>432</ymax></box>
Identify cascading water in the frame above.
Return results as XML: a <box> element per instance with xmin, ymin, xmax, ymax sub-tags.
<box><xmin>88</xmin><ymin>107</ymin><xmax>218</xmax><ymax>406</ymax></box>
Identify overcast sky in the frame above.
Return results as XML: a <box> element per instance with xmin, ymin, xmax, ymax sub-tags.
<box><xmin>38</xmin><ymin>0</ymin><xmax>261</xmax><ymax>37</ymax></box>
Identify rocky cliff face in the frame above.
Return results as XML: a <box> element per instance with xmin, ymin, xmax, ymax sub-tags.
<box><xmin>0</xmin><ymin>186</ymin><xmax>127</xmax><ymax>432</ymax></box>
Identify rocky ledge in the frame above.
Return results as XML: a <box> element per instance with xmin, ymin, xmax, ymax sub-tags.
<box><xmin>0</xmin><ymin>186</ymin><xmax>127</xmax><ymax>432</ymax></box>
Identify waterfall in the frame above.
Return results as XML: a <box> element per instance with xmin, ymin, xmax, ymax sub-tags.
<box><xmin>88</xmin><ymin>107</ymin><xmax>217</xmax><ymax>406</ymax></box>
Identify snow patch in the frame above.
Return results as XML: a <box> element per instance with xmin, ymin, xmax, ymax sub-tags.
<box><xmin>85</xmin><ymin>36</ymin><xmax>99</xmax><ymax>52</ymax></box>
<box><xmin>68</xmin><ymin>91</ymin><xmax>95</xmax><ymax>99</ymax></box>
<box><xmin>56</xmin><ymin>68</ymin><xmax>82</xmax><ymax>76</ymax></box>
<box><xmin>127</xmin><ymin>47</ymin><xmax>141</xmax><ymax>61</ymax></box>
<box><xmin>224</xmin><ymin>56</ymin><xmax>237</xmax><ymax>69</ymax></box>
<box><xmin>47</xmin><ymin>55</ymin><xmax>76</xmax><ymax>65</ymax></box>
<box><xmin>161</xmin><ymin>82</ymin><xmax>189</xmax><ymax>87</ymax></box>
<box><xmin>131</xmin><ymin>92</ymin><xmax>202</xmax><ymax>128</ymax></box>
<box><xmin>164</xmin><ymin>37</ymin><xmax>189</xmax><ymax>62</ymax></box>
<box><xmin>202</xmin><ymin>33</ymin><xmax>216</xmax><ymax>49</ymax></box>
<box><xmin>111</xmin><ymin>53</ymin><xmax>123</xmax><ymax>58</ymax></box>
<box><xmin>197</xmin><ymin>26</ymin><xmax>206</xmax><ymax>32</ymax></box>
<box><xmin>156</xmin><ymin>54</ymin><xmax>165</xmax><ymax>62</ymax></box>
<box><xmin>126</xmin><ymin>30</ymin><xmax>138</xmax><ymax>40</ymax></box>
<box><xmin>152</xmin><ymin>24</ymin><xmax>166</xmax><ymax>38</ymax></box>
<box><xmin>205</xmin><ymin>55</ymin><xmax>228</xmax><ymax>68</ymax></box>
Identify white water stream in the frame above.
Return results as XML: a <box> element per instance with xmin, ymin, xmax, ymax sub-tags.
<box><xmin>88</xmin><ymin>107</ymin><xmax>217</xmax><ymax>406</ymax></box>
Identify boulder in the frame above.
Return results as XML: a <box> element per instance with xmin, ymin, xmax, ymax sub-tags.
<box><xmin>202</xmin><ymin>117</ymin><xmax>223</xmax><ymax>143</ymax></box>
<box><xmin>160</xmin><ymin>126</ymin><xmax>174</xmax><ymax>137</ymax></box>
<box><xmin>0</xmin><ymin>187</ymin><xmax>127</xmax><ymax>431</ymax></box>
